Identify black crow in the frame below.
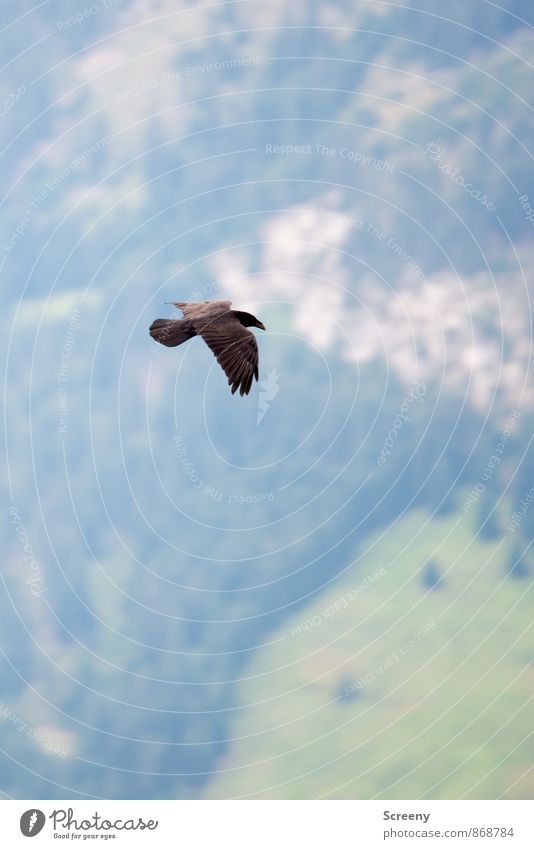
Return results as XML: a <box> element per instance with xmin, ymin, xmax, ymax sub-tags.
<box><xmin>149</xmin><ymin>300</ymin><xmax>265</xmax><ymax>396</ymax></box>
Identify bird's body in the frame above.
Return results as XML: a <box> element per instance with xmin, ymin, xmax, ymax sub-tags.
<box><xmin>149</xmin><ymin>300</ymin><xmax>265</xmax><ymax>396</ymax></box>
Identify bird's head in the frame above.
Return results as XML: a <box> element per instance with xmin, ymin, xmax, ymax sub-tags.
<box><xmin>234</xmin><ymin>310</ymin><xmax>266</xmax><ymax>330</ymax></box>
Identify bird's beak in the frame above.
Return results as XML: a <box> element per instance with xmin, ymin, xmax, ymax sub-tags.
<box><xmin>257</xmin><ymin>322</ymin><xmax>266</xmax><ymax>331</ymax></box>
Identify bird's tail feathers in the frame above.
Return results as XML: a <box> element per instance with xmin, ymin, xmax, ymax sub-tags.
<box><xmin>149</xmin><ymin>318</ymin><xmax>195</xmax><ymax>347</ymax></box>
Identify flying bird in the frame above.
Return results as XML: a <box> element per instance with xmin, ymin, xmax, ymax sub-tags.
<box><xmin>149</xmin><ymin>300</ymin><xmax>265</xmax><ymax>396</ymax></box>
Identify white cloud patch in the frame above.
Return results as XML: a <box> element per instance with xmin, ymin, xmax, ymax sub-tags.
<box><xmin>210</xmin><ymin>197</ymin><xmax>533</xmax><ymax>413</ymax></box>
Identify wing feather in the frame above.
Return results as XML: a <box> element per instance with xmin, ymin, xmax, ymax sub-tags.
<box><xmin>171</xmin><ymin>301</ymin><xmax>232</xmax><ymax>319</ymax></box>
<box><xmin>195</xmin><ymin>314</ymin><xmax>259</xmax><ymax>396</ymax></box>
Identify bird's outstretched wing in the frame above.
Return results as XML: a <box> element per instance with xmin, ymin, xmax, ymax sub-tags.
<box><xmin>197</xmin><ymin>315</ymin><xmax>259</xmax><ymax>396</ymax></box>
<box><xmin>166</xmin><ymin>301</ymin><xmax>259</xmax><ymax>394</ymax></box>
<box><xmin>171</xmin><ymin>301</ymin><xmax>232</xmax><ymax>319</ymax></box>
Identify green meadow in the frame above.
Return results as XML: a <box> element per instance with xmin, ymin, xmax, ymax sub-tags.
<box><xmin>207</xmin><ymin>508</ymin><xmax>534</xmax><ymax>799</ymax></box>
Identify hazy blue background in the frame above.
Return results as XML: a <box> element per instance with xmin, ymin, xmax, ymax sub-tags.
<box><xmin>1</xmin><ymin>0</ymin><xmax>533</xmax><ymax>799</ymax></box>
